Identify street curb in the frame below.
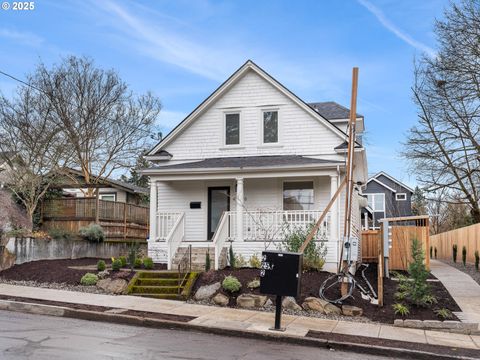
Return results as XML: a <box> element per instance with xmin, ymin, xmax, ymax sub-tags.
<box><xmin>0</xmin><ymin>299</ymin><xmax>476</xmax><ymax>360</ymax></box>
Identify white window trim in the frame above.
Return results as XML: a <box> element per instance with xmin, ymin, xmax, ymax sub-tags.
<box><xmin>259</xmin><ymin>108</ymin><xmax>282</xmax><ymax>147</ymax></box>
<box><xmin>282</xmin><ymin>179</ymin><xmax>315</xmax><ymax>211</ymax></box>
<box><xmin>99</xmin><ymin>193</ymin><xmax>117</xmax><ymax>202</ymax></box>
<box><xmin>396</xmin><ymin>193</ymin><xmax>407</xmax><ymax>201</ymax></box>
<box><xmin>222</xmin><ymin>110</ymin><xmax>242</xmax><ymax>147</ymax></box>
<box><xmin>366</xmin><ymin>193</ymin><xmax>385</xmax><ymax>212</ymax></box>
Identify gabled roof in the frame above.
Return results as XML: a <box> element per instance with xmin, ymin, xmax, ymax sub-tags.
<box><xmin>57</xmin><ymin>168</ymin><xmax>148</xmax><ymax>194</ymax></box>
<box><xmin>367</xmin><ymin>177</ymin><xmax>397</xmax><ymax>193</ymax></box>
<box><xmin>372</xmin><ymin>171</ymin><xmax>413</xmax><ymax>193</ymax></box>
<box><xmin>308</xmin><ymin>101</ymin><xmax>363</xmax><ymax>120</ymax></box>
<box><xmin>147</xmin><ymin>60</ymin><xmax>348</xmax><ymax>156</ymax></box>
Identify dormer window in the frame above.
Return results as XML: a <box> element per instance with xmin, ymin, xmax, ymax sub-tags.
<box><xmin>225</xmin><ymin>113</ymin><xmax>240</xmax><ymax>145</ymax></box>
<box><xmin>262</xmin><ymin>110</ymin><xmax>278</xmax><ymax>143</ymax></box>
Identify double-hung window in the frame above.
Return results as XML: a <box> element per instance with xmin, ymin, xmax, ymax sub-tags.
<box><xmin>283</xmin><ymin>181</ymin><xmax>314</xmax><ymax>210</ymax></box>
<box><xmin>366</xmin><ymin>193</ymin><xmax>385</xmax><ymax>212</ymax></box>
<box><xmin>262</xmin><ymin>110</ymin><xmax>279</xmax><ymax>144</ymax></box>
<box><xmin>225</xmin><ymin>113</ymin><xmax>240</xmax><ymax>146</ymax></box>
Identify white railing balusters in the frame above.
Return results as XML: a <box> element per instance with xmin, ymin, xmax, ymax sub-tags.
<box><xmin>156</xmin><ymin>212</ymin><xmax>183</xmax><ymax>241</ymax></box>
<box><xmin>213</xmin><ymin>212</ymin><xmax>230</xmax><ymax>270</ymax></box>
<box><xmin>166</xmin><ymin>212</ymin><xmax>185</xmax><ymax>270</ymax></box>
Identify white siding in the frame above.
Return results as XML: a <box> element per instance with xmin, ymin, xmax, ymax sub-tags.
<box><xmin>162</xmin><ymin>70</ymin><xmax>345</xmax><ymax>161</ymax></box>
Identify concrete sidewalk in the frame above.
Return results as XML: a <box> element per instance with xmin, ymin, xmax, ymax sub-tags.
<box><xmin>0</xmin><ymin>283</ymin><xmax>479</xmax><ymax>351</ymax></box>
<box><xmin>430</xmin><ymin>260</ymin><xmax>480</xmax><ymax>325</ymax></box>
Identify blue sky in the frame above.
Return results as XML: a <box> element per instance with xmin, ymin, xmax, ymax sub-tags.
<box><xmin>0</xmin><ymin>0</ymin><xmax>451</xmax><ymax>185</ymax></box>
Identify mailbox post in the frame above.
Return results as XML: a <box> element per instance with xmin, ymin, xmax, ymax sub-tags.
<box><xmin>260</xmin><ymin>250</ymin><xmax>302</xmax><ymax>331</ymax></box>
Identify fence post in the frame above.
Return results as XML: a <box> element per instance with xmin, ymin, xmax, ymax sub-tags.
<box><xmin>378</xmin><ymin>223</ymin><xmax>384</xmax><ymax>307</ymax></box>
<box><xmin>123</xmin><ymin>203</ymin><xmax>127</xmax><ymax>240</ymax></box>
<box><xmin>95</xmin><ymin>188</ymin><xmax>100</xmax><ymax>224</ymax></box>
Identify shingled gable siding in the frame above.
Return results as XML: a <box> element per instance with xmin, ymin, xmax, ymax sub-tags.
<box><xmin>161</xmin><ymin>70</ymin><xmax>344</xmax><ymax>161</ymax></box>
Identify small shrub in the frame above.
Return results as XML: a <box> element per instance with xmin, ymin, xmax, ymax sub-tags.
<box><xmin>111</xmin><ymin>258</ymin><xmax>122</xmax><ymax>271</ymax></box>
<box><xmin>435</xmin><ymin>308</ymin><xmax>453</xmax><ymax>320</ymax></box>
<box><xmin>434</xmin><ymin>247</ymin><xmax>438</xmax><ymax>259</ymax></box>
<box><xmin>462</xmin><ymin>246</ymin><xmax>467</xmax><ymax>267</ymax></box>
<box><xmin>452</xmin><ymin>244</ymin><xmax>458</xmax><ymax>263</ymax></box>
<box><xmin>475</xmin><ymin>251</ymin><xmax>479</xmax><ymax>271</ymax></box>
<box><xmin>222</xmin><ymin>275</ymin><xmax>241</xmax><ymax>293</ymax></box>
<box><xmin>79</xmin><ymin>223</ymin><xmax>104</xmax><ymax>243</ymax></box>
<box><xmin>228</xmin><ymin>243</ymin><xmax>236</xmax><ymax>269</ymax></box>
<box><xmin>128</xmin><ymin>242</ymin><xmax>140</xmax><ymax>270</ymax></box>
<box><xmin>80</xmin><ymin>273</ymin><xmax>98</xmax><ymax>286</ymax></box>
<box><xmin>394</xmin><ymin>291</ymin><xmax>407</xmax><ymax>301</ymax></box>
<box><xmin>119</xmin><ymin>256</ymin><xmax>127</xmax><ymax>267</ymax></box>
<box><xmin>97</xmin><ymin>260</ymin><xmax>106</xmax><ymax>271</ymax></box>
<box><xmin>429</xmin><ymin>246</ymin><xmax>433</xmax><ymax>259</ymax></box>
<box><xmin>235</xmin><ymin>254</ymin><xmax>246</xmax><ymax>268</ymax></box>
<box><xmin>392</xmin><ymin>303</ymin><xmax>410</xmax><ymax>316</ymax></box>
<box><xmin>249</xmin><ymin>253</ymin><xmax>261</xmax><ymax>269</ymax></box>
<box><xmin>421</xmin><ymin>294</ymin><xmax>438</xmax><ymax>306</ymax></box>
<box><xmin>247</xmin><ymin>278</ymin><xmax>260</xmax><ymax>289</ymax></box>
<box><xmin>48</xmin><ymin>228</ymin><xmax>74</xmax><ymax>241</ymax></box>
<box><xmin>205</xmin><ymin>249</ymin><xmax>211</xmax><ymax>272</ymax></box>
<box><xmin>280</xmin><ymin>224</ymin><xmax>327</xmax><ymax>271</ymax></box>
<box><xmin>134</xmin><ymin>258</ymin><xmax>142</xmax><ymax>268</ymax></box>
<box><xmin>408</xmin><ymin>238</ymin><xmax>432</xmax><ymax>307</ymax></box>
<box><xmin>143</xmin><ymin>257</ymin><xmax>154</xmax><ymax>270</ymax></box>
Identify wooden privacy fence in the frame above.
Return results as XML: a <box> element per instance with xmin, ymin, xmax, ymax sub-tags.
<box><xmin>361</xmin><ymin>216</ymin><xmax>430</xmax><ymax>271</ymax></box>
<box><xmin>41</xmin><ymin>198</ymin><xmax>149</xmax><ymax>242</ymax></box>
<box><xmin>430</xmin><ymin>222</ymin><xmax>480</xmax><ymax>264</ymax></box>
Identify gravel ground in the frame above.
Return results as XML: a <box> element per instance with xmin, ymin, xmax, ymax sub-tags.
<box><xmin>0</xmin><ymin>279</ymin><xmax>107</xmax><ymax>294</ymax></box>
<box><xmin>186</xmin><ymin>298</ymin><xmax>373</xmax><ymax>323</ymax></box>
<box><xmin>439</xmin><ymin>259</ymin><xmax>480</xmax><ymax>285</ymax></box>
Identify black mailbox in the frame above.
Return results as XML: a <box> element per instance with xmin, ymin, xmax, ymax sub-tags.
<box><xmin>190</xmin><ymin>202</ymin><xmax>201</xmax><ymax>209</ymax></box>
<box><xmin>260</xmin><ymin>250</ymin><xmax>302</xmax><ymax>297</ymax></box>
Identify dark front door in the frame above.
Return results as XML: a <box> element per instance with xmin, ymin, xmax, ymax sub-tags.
<box><xmin>208</xmin><ymin>187</ymin><xmax>230</xmax><ymax>240</ymax></box>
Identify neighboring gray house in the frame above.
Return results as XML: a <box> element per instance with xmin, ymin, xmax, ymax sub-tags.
<box><xmin>361</xmin><ymin>171</ymin><xmax>413</xmax><ymax>229</ymax></box>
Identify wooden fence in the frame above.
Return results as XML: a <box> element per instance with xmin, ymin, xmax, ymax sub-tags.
<box><xmin>41</xmin><ymin>198</ymin><xmax>149</xmax><ymax>241</ymax></box>
<box><xmin>361</xmin><ymin>220</ymin><xmax>430</xmax><ymax>271</ymax></box>
<box><xmin>430</xmin><ymin>222</ymin><xmax>480</xmax><ymax>264</ymax></box>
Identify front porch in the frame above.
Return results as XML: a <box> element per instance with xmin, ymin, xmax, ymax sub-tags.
<box><xmin>147</xmin><ymin>172</ymin><xmax>343</xmax><ymax>272</ymax></box>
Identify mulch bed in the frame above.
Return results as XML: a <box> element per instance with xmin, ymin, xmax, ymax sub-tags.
<box><xmin>0</xmin><ymin>294</ymin><xmax>195</xmax><ymax>322</ymax></box>
<box><xmin>306</xmin><ymin>330</ymin><xmax>480</xmax><ymax>359</ymax></box>
<box><xmin>0</xmin><ymin>258</ymin><xmax>166</xmax><ymax>285</ymax></box>
<box><xmin>192</xmin><ymin>264</ymin><xmax>461</xmax><ymax>324</ymax></box>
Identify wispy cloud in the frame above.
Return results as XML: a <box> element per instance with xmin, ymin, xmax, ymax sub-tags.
<box><xmin>0</xmin><ymin>29</ymin><xmax>44</xmax><ymax>47</ymax></box>
<box><xmin>357</xmin><ymin>0</ymin><xmax>436</xmax><ymax>57</ymax></box>
<box><xmin>89</xmin><ymin>0</ymin><xmax>241</xmax><ymax>81</ymax></box>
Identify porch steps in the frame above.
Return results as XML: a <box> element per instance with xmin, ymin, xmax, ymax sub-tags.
<box><xmin>171</xmin><ymin>247</ymin><xmax>228</xmax><ymax>271</ymax></box>
<box><xmin>127</xmin><ymin>271</ymin><xmax>198</xmax><ymax>300</ymax></box>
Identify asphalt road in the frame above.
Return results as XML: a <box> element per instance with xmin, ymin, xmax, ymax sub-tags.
<box><xmin>0</xmin><ymin>310</ymin><xmax>400</xmax><ymax>360</ymax></box>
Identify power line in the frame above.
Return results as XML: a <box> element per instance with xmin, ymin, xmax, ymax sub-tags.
<box><xmin>0</xmin><ymin>69</ymin><xmax>45</xmax><ymax>95</ymax></box>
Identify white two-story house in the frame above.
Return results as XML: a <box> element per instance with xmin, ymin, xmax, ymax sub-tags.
<box><xmin>143</xmin><ymin>60</ymin><xmax>368</xmax><ymax>272</ymax></box>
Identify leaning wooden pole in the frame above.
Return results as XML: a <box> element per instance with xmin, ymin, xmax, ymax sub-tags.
<box><xmin>338</xmin><ymin>67</ymin><xmax>359</xmax><ymax>275</ymax></box>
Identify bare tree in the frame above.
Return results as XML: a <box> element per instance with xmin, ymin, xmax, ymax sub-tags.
<box><xmin>0</xmin><ymin>86</ymin><xmax>71</xmax><ymax>226</ymax></box>
<box><xmin>32</xmin><ymin>56</ymin><xmax>162</xmax><ymax>195</ymax></box>
<box><xmin>403</xmin><ymin>0</ymin><xmax>480</xmax><ymax>223</ymax></box>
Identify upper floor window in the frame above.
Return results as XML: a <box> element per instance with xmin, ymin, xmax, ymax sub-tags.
<box><xmin>263</xmin><ymin>110</ymin><xmax>278</xmax><ymax>143</ymax></box>
<box><xmin>283</xmin><ymin>181</ymin><xmax>314</xmax><ymax>210</ymax></box>
<box><xmin>396</xmin><ymin>193</ymin><xmax>407</xmax><ymax>201</ymax></box>
<box><xmin>366</xmin><ymin>193</ymin><xmax>385</xmax><ymax>212</ymax></box>
<box><xmin>225</xmin><ymin>113</ymin><xmax>240</xmax><ymax>145</ymax></box>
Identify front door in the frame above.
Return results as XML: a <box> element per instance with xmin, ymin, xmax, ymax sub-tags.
<box><xmin>207</xmin><ymin>187</ymin><xmax>230</xmax><ymax>240</ymax></box>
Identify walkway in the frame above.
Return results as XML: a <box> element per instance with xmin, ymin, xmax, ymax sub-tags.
<box><xmin>0</xmin><ymin>283</ymin><xmax>479</xmax><ymax>350</ymax></box>
<box><xmin>430</xmin><ymin>259</ymin><xmax>480</xmax><ymax>325</ymax></box>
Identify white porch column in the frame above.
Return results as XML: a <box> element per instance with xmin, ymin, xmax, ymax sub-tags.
<box><xmin>329</xmin><ymin>175</ymin><xmax>339</xmax><ymax>243</ymax></box>
<box><xmin>236</xmin><ymin>178</ymin><xmax>244</xmax><ymax>242</ymax></box>
<box><xmin>149</xmin><ymin>179</ymin><xmax>157</xmax><ymax>242</ymax></box>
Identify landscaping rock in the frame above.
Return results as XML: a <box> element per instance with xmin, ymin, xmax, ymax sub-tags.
<box><xmin>282</xmin><ymin>296</ymin><xmax>302</xmax><ymax>311</ymax></box>
<box><xmin>96</xmin><ymin>278</ymin><xmax>128</xmax><ymax>294</ymax></box>
<box><xmin>236</xmin><ymin>294</ymin><xmax>267</xmax><ymax>308</ymax></box>
<box><xmin>323</xmin><ymin>302</ymin><xmax>342</xmax><ymax>316</ymax></box>
<box><xmin>97</xmin><ymin>270</ymin><xmax>110</xmax><ymax>279</ymax></box>
<box><xmin>302</xmin><ymin>297</ymin><xmax>329</xmax><ymax>312</ymax></box>
<box><xmin>194</xmin><ymin>282</ymin><xmax>221</xmax><ymax>301</ymax></box>
<box><xmin>247</xmin><ymin>279</ymin><xmax>260</xmax><ymax>289</ymax></box>
<box><xmin>341</xmin><ymin>305</ymin><xmax>363</xmax><ymax>317</ymax></box>
<box><xmin>264</xmin><ymin>299</ymin><xmax>273</xmax><ymax>307</ymax></box>
<box><xmin>212</xmin><ymin>293</ymin><xmax>229</xmax><ymax>306</ymax></box>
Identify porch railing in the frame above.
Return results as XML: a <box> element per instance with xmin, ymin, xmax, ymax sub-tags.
<box><xmin>213</xmin><ymin>212</ymin><xmax>230</xmax><ymax>270</ymax></box>
<box><xmin>227</xmin><ymin>210</ymin><xmax>330</xmax><ymax>241</ymax></box>
<box><xmin>156</xmin><ymin>212</ymin><xmax>183</xmax><ymax>241</ymax></box>
<box><xmin>166</xmin><ymin>212</ymin><xmax>185</xmax><ymax>270</ymax></box>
